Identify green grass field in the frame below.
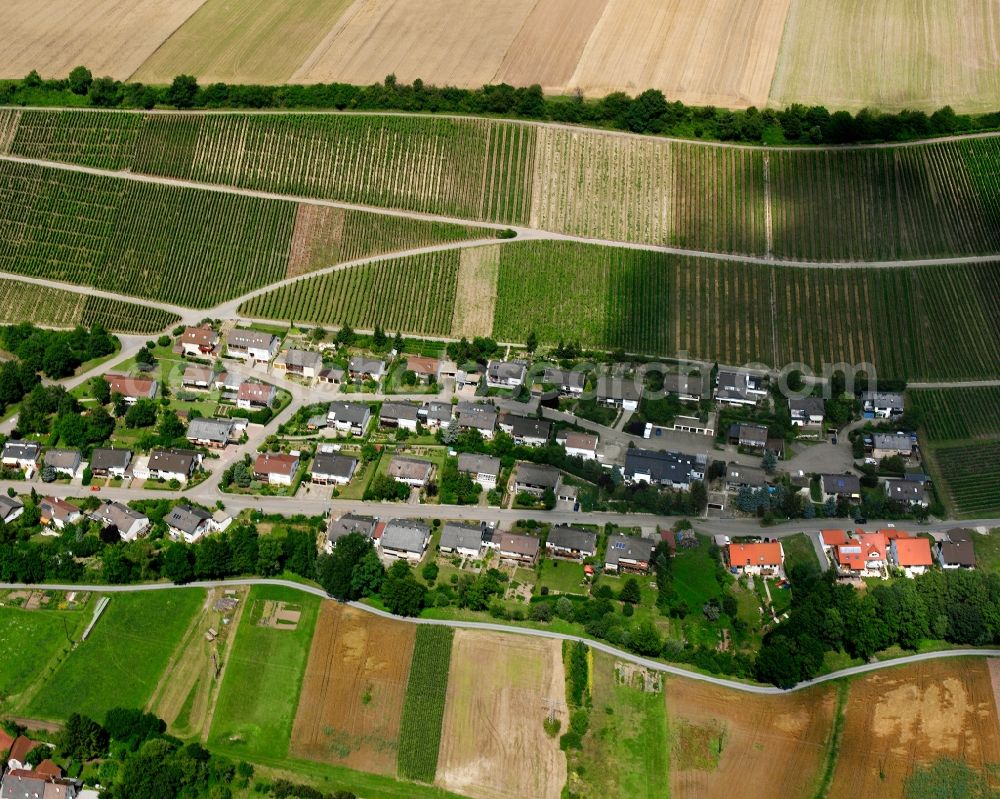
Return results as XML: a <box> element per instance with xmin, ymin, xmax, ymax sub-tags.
<box><xmin>782</xmin><ymin>533</ymin><xmax>821</xmax><ymax>575</ymax></box>
<box><xmin>397</xmin><ymin>626</ymin><xmax>454</xmax><ymax>782</ymax></box>
<box><xmin>536</xmin><ymin>558</ymin><xmax>588</xmax><ymax>596</ymax></box>
<box><xmin>208</xmin><ymin>585</ymin><xmax>319</xmax><ymax>760</ymax></box>
<box><xmin>27</xmin><ymin>590</ymin><xmax>204</xmax><ymax>721</ymax></box>
<box><xmin>972</xmin><ymin>530</ymin><xmax>1000</xmax><ymax>573</ymax></box>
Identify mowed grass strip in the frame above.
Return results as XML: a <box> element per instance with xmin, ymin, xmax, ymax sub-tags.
<box><xmin>209</xmin><ymin>585</ymin><xmax>319</xmax><ymax>760</ymax></box>
<box><xmin>27</xmin><ymin>590</ymin><xmax>204</xmax><ymax>721</ymax></box>
<box><xmin>397</xmin><ymin>626</ymin><xmax>454</xmax><ymax>782</ymax></box>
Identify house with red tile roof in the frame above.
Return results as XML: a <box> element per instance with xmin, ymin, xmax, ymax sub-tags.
<box><xmin>727</xmin><ymin>542</ymin><xmax>784</xmax><ymax>576</ymax></box>
<box><xmin>253</xmin><ymin>453</ymin><xmax>300</xmax><ymax>487</ymax></box>
<box><xmin>833</xmin><ymin>531</ymin><xmax>887</xmax><ymax>577</ymax></box>
<box><xmin>891</xmin><ymin>537</ymin><xmax>934</xmax><ymax>577</ymax></box>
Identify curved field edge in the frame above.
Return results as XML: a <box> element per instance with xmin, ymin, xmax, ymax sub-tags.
<box><xmin>5</xmin><ymin>109</ymin><xmax>1000</xmax><ymax>260</ymax></box>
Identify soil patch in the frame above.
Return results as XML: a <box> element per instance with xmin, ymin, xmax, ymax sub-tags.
<box><xmin>451</xmin><ymin>244</ymin><xmax>501</xmax><ymax>339</ymax></box>
<box><xmin>286</xmin><ymin>204</ymin><xmax>346</xmax><ymax>278</ymax></box>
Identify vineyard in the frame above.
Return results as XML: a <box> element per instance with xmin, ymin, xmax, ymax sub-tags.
<box><xmin>240</xmin><ymin>250</ymin><xmax>461</xmax><ymax>336</ymax></box>
<box><xmin>929</xmin><ymin>442</ymin><xmax>1000</xmax><ymax>518</ymax></box>
<box><xmin>908</xmin><ymin>388</ymin><xmax>1000</xmax><ymax>442</ymax></box>
<box><xmin>397</xmin><ymin>626</ymin><xmax>454</xmax><ymax>782</ymax></box>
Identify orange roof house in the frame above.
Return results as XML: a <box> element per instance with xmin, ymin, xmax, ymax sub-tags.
<box><xmin>728</xmin><ymin>542</ymin><xmax>784</xmax><ymax>571</ymax></box>
<box><xmin>892</xmin><ymin>537</ymin><xmax>933</xmax><ymax>568</ymax></box>
<box><xmin>821</xmin><ymin>529</ymin><xmax>850</xmax><ymax>548</ymax></box>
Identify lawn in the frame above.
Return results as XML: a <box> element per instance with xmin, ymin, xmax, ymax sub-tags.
<box><xmin>973</xmin><ymin>530</ymin><xmax>1000</xmax><ymax>574</ymax></box>
<box><xmin>537</xmin><ymin>558</ymin><xmax>588</xmax><ymax>596</ymax></box>
<box><xmin>782</xmin><ymin>533</ymin><xmax>821</xmax><ymax>574</ymax></box>
<box><xmin>672</xmin><ymin>539</ymin><xmax>724</xmax><ymax>609</ymax></box>
<box><xmin>209</xmin><ymin>585</ymin><xmax>319</xmax><ymax>760</ymax></box>
<box><xmin>27</xmin><ymin>590</ymin><xmax>204</xmax><ymax>721</ymax></box>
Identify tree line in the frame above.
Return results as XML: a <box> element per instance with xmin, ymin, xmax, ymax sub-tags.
<box><xmin>6</xmin><ymin>67</ymin><xmax>997</xmax><ymax>146</ymax></box>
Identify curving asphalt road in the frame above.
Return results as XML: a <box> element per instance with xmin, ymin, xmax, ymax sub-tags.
<box><xmin>5</xmin><ymin>578</ymin><xmax>998</xmax><ymax>696</ymax></box>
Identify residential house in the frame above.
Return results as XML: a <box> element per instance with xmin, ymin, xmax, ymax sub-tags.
<box><xmin>543</xmin><ymin>367</ymin><xmax>586</xmax><ymax>396</ymax></box>
<box><xmin>604</xmin><ymin>534</ymin><xmax>654</xmax><ymax>574</ymax></box>
<box><xmin>513</xmin><ymin>463</ymin><xmax>561</xmax><ymax>496</ymax></box>
<box><xmin>380</xmin><ymin>520</ymin><xmax>431</xmax><ymax>561</ymax></box>
<box><xmin>623</xmin><ymin>449</ymin><xmax>704</xmax><ymax>490</ymax></box>
<box><xmin>727</xmin><ymin>541</ymin><xmax>785</xmax><ymax>575</ymax></box>
<box><xmin>254</xmin><ymin>453</ymin><xmax>300</xmax><ymax>486</ymax></box>
<box><xmin>890</xmin><ymin>537</ymin><xmax>933</xmax><ymax>577</ymax></box>
<box><xmin>438</xmin><ymin>360</ymin><xmax>459</xmax><ymax>383</ymax></box>
<box><xmin>318</xmin><ymin>367</ymin><xmax>345</xmax><ymax>385</ymax></box>
<box><xmin>39</xmin><ymin>497</ymin><xmax>82</xmax><ymax>530</ymax></box>
<box><xmin>182</xmin><ymin>365</ymin><xmax>214</xmax><ymax>390</ymax></box>
<box><xmin>1</xmin><ymin>769</ymin><xmax>77</xmax><ymax>799</ymax></box>
<box><xmin>387</xmin><ymin>457</ymin><xmax>433</xmax><ymax>487</ymax></box>
<box><xmin>145</xmin><ymin>449</ymin><xmax>200</xmax><ymax>482</ymax></box>
<box><xmin>861</xmin><ymin>391</ymin><xmax>904</xmax><ymax>419</ymax></box>
<box><xmin>165</xmin><ymin>505</ymin><xmax>214</xmax><ymax>544</ymax></box>
<box><xmin>789</xmin><ymin>397</ymin><xmax>825</xmax><ymax>427</ymax></box>
<box><xmin>348</xmin><ymin>356</ymin><xmax>386</xmax><ymax>381</ymax></box>
<box><xmin>672</xmin><ymin>415</ymin><xmax>715</xmax><ymax>436</ymax></box>
<box><xmin>728</xmin><ymin>423</ymin><xmax>768</xmax><ymax>451</ymax></box>
<box><xmin>457</xmin><ymin>453</ymin><xmax>501</xmax><ymax>490</ymax></box>
<box><xmin>486</xmin><ymin>359</ymin><xmax>527</xmax><ymax>389</ymax></box>
<box><xmin>419</xmin><ymin>401</ymin><xmax>453</xmax><ymax>430</ymax></box>
<box><xmin>91</xmin><ymin>501</ymin><xmax>149</xmax><ymax>541</ymax></box>
<box><xmin>819</xmin><ymin>529</ymin><xmax>851</xmax><ymax>557</ymax></box>
<box><xmin>439</xmin><ymin>522</ymin><xmax>488</xmax><ymax>558</ymax></box>
<box><xmin>821</xmin><ymin>474</ymin><xmax>862</xmax><ymax>503</ymax></box>
<box><xmin>186</xmin><ymin>417</ymin><xmax>236</xmax><ymax>449</ymax></box>
<box><xmin>325</xmin><ymin>514</ymin><xmax>376</xmax><ymax>553</ymax></box>
<box><xmin>501</xmin><ymin>415</ymin><xmax>551</xmax><ymax>447</ymax></box>
<box><xmin>104</xmin><ymin>374</ymin><xmax>158</xmax><ymax>404</ymax></box>
<box><xmin>714</xmin><ymin>369</ymin><xmax>768</xmax><ymax>406</ymax></box>
<box><xmin>310</xmin><ymin>453</ymin><xmax>357</xmax><ymax>485</ymax></box>
<box><xmin>326</xmin><ymin>402</ymin><xmax>372</xmax><ymax>435</ymax></box>
<box><xmin>830</xmin><ymin>531</ymin><xmax>889</xmax><ymax>577</ymax></box>
<box><xmin>214</xmin><ymin>371</ymin><xmax>241</xmax><ymax>394</ymax></box>
<box><xmin>274</xmin><ymin>348</ymin><xmax>323</xmax><ymax>380</ymax></box>
<box><xmin>872</xmin><ymin>433</ymin><xmax>914</xmax><ymax>461</ymax></box>
<box><xmin>179</xmin><ymin>326</ymin><xmax>219</xmax><ymax>357</ymax></box>
<box><xmin>1</xmin><ymin>440</ymin><xmax>40</xmax><ymax>473</ymax></box>
<box><xmin>0</xmin><ymin>495</ymin><xmax>23</xmax><ymax>524</ymax></box>
<box><xmin>726</xmin><ymin>463</ymin><xmax>767</xmax><ymax>489</ymax></box>
<box><xmin>43</xmin><ymin>449</ymin><xmax>82</xmax><ymax>478</ymax></box>
<box><xmin>406</xmin><ymin>356</ymin><xmax>441</xmax><ymax>384</ymax></box>
<box><xmin>380</xmin><ymin>402</ymin><xmax>420</xmax><ymax>431</ymax></box>
<box><xmin>557</xmin><ymin>431</ymin><xmax>598</xmax><ymax>460</ymax></box>
<box><xmin>885</xmin><ymin>479</ymin><xmax>929</xmax><ymax>507</ymax></box>
<box><xmin>488</xmin><ymin>531</ymin><xmax>540</xmax><ymax>564</ymax></box>
<box><xmin>938</xmin><ymin>537</ymin><xmax>976</xmax><ymax>570</ymax></box>
<box><xmin>663</xmin><ymin>372</ymin><xmax>708</xmax><ymax>402</ymax></box>
<box><xmin>237</xmin><ymin>382</ymin><xmax>276</xmax><ymax>410</ymax></box>
<box><xmin>455</xmin><ymin>402</ymin><xmax>498</xmax><ymax>439</ymax></box>
<box><xmin>595</xmin><ymin>374</ymin><xmax>643</xmax><ymax>411</ymax></box>
<box><xmin>227</xmin><ymin>329</ymin><xmax>278</xmax><ymax>362</ymax></box>
<box><xmin>89</xmin><ymin>448</ymin><xmax>132</xmax><ymax>478</ymax></box>
<box><xmin>546</xmin><ymin>526</ymin><xmax>597</xmax><ymax>560</ymax></box>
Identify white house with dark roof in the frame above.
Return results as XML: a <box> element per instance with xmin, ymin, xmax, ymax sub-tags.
<box><xmin>543</xmin><ymin>367</ymin><xmax>586</xmax><ymax>396</ymax></box>
<box><xmin>595</xmin><ymin>374</ymin><xmax>643</xmax><ymax>411</ymax></box>
<box><xmin>143</xmin><ymin>449</ymin><xmax>201</xmax><ymax>482</ymax></box>
<box><xmin>165</xmin><ymin>505</ymin><xmax>214</xmax><ymax>543</ymax></box>
<box><xmin>2</xmin><ymin>440</ymin><xmax>40</xmax><ymax>473</ymax></box>
<box><xmin>546</xmin><ymin>526</ymin><xmax>597</xmax><ymax>560</ymax></box>
<box><xmin>624</xmin><ymin>449</ymin><xmax>704</xmax><ymax>490</ymax></box>
<box><xmin>91</xmin><ymin>501</ymin><xmax>149</xmax><ymax>541</ymax></box>
<box><xmin>455</xmin><ymin>402</ymin><xmax>498</xmax><ymax>439</ymax></box>
<box><xmin>662</xmin><ymin>373</ymin><xmax>708</xmax><ymax>402</ymax></box>
<box><xmin>387</xmin><ymin>457</ymin><xmax>433</xmax><ymax>487</ymax></box>
<box><xmin>872</xmin><ymin>433</ymin><xmax>914</xmax><ymax>461</ymax></box>
<box><xmin>0</xmin><ymin>495</ymin><xmax>24</xmax><ymax>524</ymax></box>
<box><xmin>457</xmin><ymin>453</ymin><xmax>501</xmax><ymax>490</ymax></box>
<box><xmin>380</xmin><ymin>520</ymin><xmax>431</xmax><ymax>561</ymax></box>
<box><xmin>486</xmin><ymin>360</ymin><xmax>528</xmax><ymax>389</ymax></box>
<box><xmin>501</xmin><ymin>415</ymin><xmax>551</xmax><ymax>447</ymax></box>
<box><xmin>227</xmin><ymin>329</ymin><xmax>278</xmax><ymax>362</ymax></box>
<box><xmin>789</xmin><ymin>397</ymin><xmax>825</xmax><ymax>426</ymax></box>
<box><xmin>419</xmin><ymin>401</ymin><xmax>453</xmax><ymax>430</ymax></box>
<box><xmin>380</xmin><ymin>402</ymin><xmax>420</xmax><ymax>432</ymax></box>
<box><xmin>326</xmin><ymin>402</ymin><xmax>372</xmax><ymax>435</ymax></box>
<box><xmin>885</xmin><ymin>479</ymin><xmax>929</xmax><ymax>507</ymax></box>
<box><xmin>714</xmin><ymin>369</ymin><xmax>767</xmax><ymax>406</ymax></box>
<box><xmin>275</xmin><ymin>348</ymin><xmax>323</xmax><ymax>380</ymax></box>
<box><xmin>89</xmin><ymin>448</ymin><xmax>132</xmax><ymax>478</ymax></box>
<box><xmin>186</xmin><ymin>418</ymin><xmax>236</xmax><ymax>449</ymax></box>
<box><xmin>310</xmin><ymin>453</ymin><xmax>357</xmax><ymax>485</ymax></box>
<box><xmin>821</xmin><ymin>473</ymin><xmax>861</xmax><ymax>502</ymax></box>
<box><xmin>862</xmin><ymin>391</ymin><xmax>904</xmax><ymax>419</ymax></box>
<box><xmin>348</xmin><ymin>356</ymin><xmax>386</xmax><ymax>381</ymax></box>
<box><xmin>558</xmin><ymin>431</ymin><xmax>598</xmax><ymax>460</ymax></box>
<box><xmin>604</xmin><ymin>534</ymin><xmax>654</xmax><ymax>573</ymax></box>
<box><xmin>513</xmin><ymin>463</ymin><xmax>560</xmax><ymax>496</ymax></box>
<box><xmin>44</xmin><ymin>449</ymin><xmax>82</xmax><ymax>478</ymax></box>
<box><xmin>439</xmin><ymin>522</ymin><xmax>488</xmax><ymax>558</ymax></box>
<box><xmin>326</xmin><ymin>514</ymin><xmax>376</xmax><ymax>553</ymax></box>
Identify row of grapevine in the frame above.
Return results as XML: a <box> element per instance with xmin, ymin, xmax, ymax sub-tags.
<box><xmin>931</xmin><ymin>442</ymin><xmax>1000</xmax><ymax>517</ymax></box>
<box><xmin>0</xmin><ymin>160</ymin><xmax>296</xmax><ymax>307</ymax></box>
<box><xmin>397</xmin><ymin>627</ymin><xmax>454</xmax><ymax>782</ymax></box>
<box><xmin>908</xmin><ymin>387</ymin><xmax>1000</xmax><ymax>442</ymax></box>
<box><xmin>11</xmin><ymin>110</ymin><xmax>144</xmax><ymax>169</ymax></box>
<box><xmin>240</xmin><ymin>250</ymin><xmax>460</xmax><ymax>335</ymax></box>
<box><xmin>0</xmin><ymin>109</ymin><xmax>20</xmax><ymax>155</ymax></box>
<box><xmin>80</xmin><ymin>295</ymin><xmax>180</xmax><ymax>334</ymax></box>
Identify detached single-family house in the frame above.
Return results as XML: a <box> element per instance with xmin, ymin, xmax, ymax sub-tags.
<box><xmin>543</xmin><ymin>367</ymin><xmax>586</xmax><ymax>396</ymax></box>
<box><xmin>326</xmin><ymin>402</ymin><xmax>372</xmax><ymax>435</ymax></box>
<box><xmin>419</xmin><ymin>401</ymin><xmax>453</xmax><ymax>430</ymax></box>
<box><xmin>39</xmin><ymin>497</ymin><xmax>82</xmax><ymax>530</ymax></box>
<box><xmin>406</xmin><ymin>356</ymin><xmax>442</xmax><ymax>384</ymax></box>
<box><xmin>104</xmin><ymin>374</ymin><xmax>158</xmax><ymax>404</ymax></box>
<box><xmin>439</xmin><ymin>522</ymin><xmax>488</xmax><ymax>558</ymax></box>
<box><xmin>872</xmin><ymin>433</ymin><xmax>914</xmax><ymax>461</ymax></box>
<box><xmin>728</xmin><ymin>423</ymin><xmax>769</xmax><ymax>451</ymax></box>
<box><xmin>254</xmin><ymin>453</ymin><xmax>300</xmax><ymax>486</ymax></box>
<box><xmin>182</xmin><ymin>365</ymin><xmax>214</xmax><ymax>391</ymax></box>
<box><xmin>820</xmin><ymin>529</ymin><xmax>851</xmax><ymax>555</ymax></box>
<box><xmin>663</xmin><ymin>373</ymin><xmax>708</xmax><ymax>402</ymax></box>
<box><xmin>513</xmin><ymin>463</ymin><xmax>561</xmax><ymax>496</ymax></box>
<box><xmin>44</xmin><ymin>448</ymin><xmax>82</xmax><ymax>478</ymax></box>
<box><xmin>227</xmin><ymin>329</ymin><xmax>278</xmax><ymax>362</ymax></box>
<box><xmin>789</xmin><ymin>397</ymin><xmax>825</xmax><ymax>427</ymax></box>
<box><xmin>726</xmin><ymin>463</ymin><xmax>767</xmax><ymax>489</ymax></box>
<box><xmin>938</xmin><ymin>538</ymin><xmax>976</xmax><ymax>570</ymax></box>
<box><xmin>489</xmin><ymin>531</ymin><xmax>540</xmax><ymax>564</ymax></box>
<box><xmin>558</xmin><ymin>431</ymin><xmax>598</xmax><ymax>460</ymax></box>
<box><xmin>821</xmin><ymin>474</ymin><xmax>862</xmax><ymax>502</ymax></box>
<box><xmin>380</xmin><ymin>520</ymin><xmax>431</xmax><ymax>561</ymax></box>
<box><xmin>623</xmin><ymin>449</ymin><xmax>704</xmax><ymax>490</ymax></box>
<box><xmin>455</xmin><ymin>402</ymin><xmax>498</xmax><ymax>439</ymax></box>
<box><xmin>1</xmin><ymin>769</ymin><xmax>76</xmax><ymax>799</ymax></box>
<box><xmin>387</xmin><ymin>457</ymin><xmax>433</xmax><ymax>487</ymax></box>
<box><xmin>890</xmin><ymin>537</ymin><xmax>933</xmax><ymax>577</ymax></box>
<box><xmin>501</xmin><ymin>415</ymin><xmax>551</xmax><ymax>447</ymax></box>
<box><xmin>2</xmin><ymin>440</ymin><xmax>40</xmax><ymax>472</ymax></box>
<box><xmin>834</xmin><ymin>531</ymin><xmax>888</xmax><ymax>577</ymax></box>
<box><xmin>380</xmin><ymin>402</ymin><xmax>420</xmax><ymax>431</ymax></box>
<box><xmin>861</xmin><ymin>391</ymin><xmax>904</xmax><ymax>419</ymax></box>
<box><xmin>145</xmin><ymin>449</ymin><xmax>201</xmax><ymax>482</ymax></box>
<box><xmin>546</xmin><ymin>526</ymin><xmax>597</xmax><ymax>560</ymax></box>
<box><xmin>214</xmin><ymin>371</ymin><xmax>241</xmax><ymax>393</ymax></box>
<box><xmin>326</xmin><ymin>514</ymin><xmax>376</xmax><ymax>553</ymax></box>
<box><xmin>310</xmin><ymin>453</ymin><xmax>357</xmax><ymax>485</ymax></box>
<box><xmin>275</xmin><ymin>348</ymin><xmax>324</xmax><ymax>380</ymax></box>
<box><xmin>89</xmin><ymin>447</ymin><xmax>132</xmax><ymax>478</ymax></box>
<box><xmin>348</xmin><ymin>356</ymin><xmax>386</xmax><ymax>381</ymax></box>
<box><xmin>91</xmin><ymin>501</ymin><xmax>149</xmax><ymax>541</ymax></box>
<box><xmin>595</xmin><ymin>374</ymin><xmax>643</xmax><ymax>411</ymax></box>
<box><xmin>604</xmin><ymin>534</ymin><xmax>654</xmax><ymax>574</ymax></box>
<box><xmin>237</xmin><ymin>382</ymin><xmax>276</xmax><ymax>410</ymax></box>
<box><xmin>727</xmin><ymin>541</ymin><xmax>784</xmax><ymax>575</ymax></box>
<box><xmin>885</xmin><ymin>479</ymin><xmax>929</xmax><ymax>507</ymax></box>
<box><xmin>165</xmin><ymin>505</ymin><xmax>214</xmax><ymax>543</ymax></box>
<box><xmin>179</xmin><ymin>326</ymin><xmax>219</xmax><ymax>357</ymax></box>
<box><xmin>457</xmin><ymin>453</ymin><xmax>501</xmax><ymax>490</ymax></box>
<box><xmin>0</xmin><ymin>495</ymin><xmax>23</xmax><ymax>524</ymax></box>
<box><xmin>714</xmin><ymin>370</ymin><xmax>768</xmax><ymax>406</ymax></box>
<box><xmin>486</xmin><ymin>360</ymin><xmax>528</xmax><ymax>389</ymax></box>
<box><xmin>186</xmin><ymin>417</ymin><xmax>237</xmax><ymax>449</ymax></box>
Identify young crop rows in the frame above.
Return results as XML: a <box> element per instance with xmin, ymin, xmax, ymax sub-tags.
<box><xmin>932</xmin><ymin>441</ymin><xmax>1000</xmax><ymax>518</ymax></box>
<box><xmin>397</xmin><ymin>626</ymin><xmax>454</xmax><ymax>782</ymax></box>
<box><xmin>10</xmin><ymin>109</ymin><xmax>144</xmax><ymax>169</ymax></box>
<box><xmin>241</xmin><ymin>250</ymin><xmax>460</xmax><ymax>336</ymax></box>
<box><xmin>0</xmin><ymin>160</ymin><xmax>296</xmax><ymax>307</ymax></box>
<box><xmin>909</xmin><ymin>387</ymin><xmax>1000</xmax><ymax>442</ymax></box>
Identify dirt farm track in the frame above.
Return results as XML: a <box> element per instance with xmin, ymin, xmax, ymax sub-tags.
<box><xmin>3</xmin><ymin>0</ymin><xmax>998</xmax><ymax>112</ymax></box>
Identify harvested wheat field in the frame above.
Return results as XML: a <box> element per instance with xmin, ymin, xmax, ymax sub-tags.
<box><xmin>770</xmin><ymin>0</ymin><xmax>1000</xmax><ymax>113</ymax></box>
<box><xmin>569</xmin><ymin>0</ymin><xmax>791</xmax><ymax>106</ymax></box>
<box><xmin>828</xmin><ymin>658</ymin><xmax>1000</xmax><ymax>799</ymax></box>
<box><xmin>436</xmin><ymin>630</ymin><xmax>567</xmax><ymax>799</ymax></box>
<box><xmin>666</xmin><ymin>677</ymin><xmax>836</xmax><ymax>798</ymax></box>
<box><xmin>0</xmin><ymin>0</ymin><xmax>206</xmax><ymax>80</ymax></box>
<box><xmin>451</xmin><ymin>245</ymin><xmax>501</xmax><ymax>339</ymax></box>
<box><xmin>289</xmin><ymin>602</ymin><xmax>415</xmax><ymax>775</ymax></box>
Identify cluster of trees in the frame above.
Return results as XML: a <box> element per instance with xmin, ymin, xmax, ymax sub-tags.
<box><xmin>756</xmin><ymin>563</ymin><xmax>1000</xmax><ymax>688</ymax></box>
<box><xmin>0</xmin><ymin>323</ymin><xmax>116</xmax><ymax>379</ymax></box>
<box><xmin>6</xmin><ymin>69</ymin><xmax>996</xmax><ymax>146</ymax></box>
<box><xmin>315</xmin><ymin>533</ymin><xmax>426</xmax><ymax>616</ymax></box>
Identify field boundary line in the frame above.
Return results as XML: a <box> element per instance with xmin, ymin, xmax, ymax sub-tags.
<box><xmin>4</xmin><ymin>580</ymin><xmax>999</xmax><ymax>695</ymax></box>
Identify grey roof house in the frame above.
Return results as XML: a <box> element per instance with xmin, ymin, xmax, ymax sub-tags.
<box><xmin>513</xmin><ymin>463</ymin><xmax>560</xmax><ymax>495</ymax></box>
<box><xmin>457</xmin><ymin>453</ymin><xmax>501</xmax><ymax>489</ymax></box>
<box><xmin>439</xmin><ymin>522</ymin><xmax>489</xmax><ymax>557</ymax></box>
<box><xmin>89</xmin><ymin>447</ymin><xmax>132</xmax><ymax>476</ymax></box>
<box><xmin>44</xmin><ymin>448</ymin><xmax>82</xmax><ymax>476</ymax></box>
<box><xmin>387</xmin><ymin>457</ymin><xmax>433</xmax><ymax>487</ymax></box>
<box><xmin>623</xmin><ymin>449</ymin><xmax>704</xmax><ymax>489</ymax></box>
<box><xmin>310</xmin><ymin>453</ymin><xmax>358</xmax><ymax>485</ymax></box>
<box><xmin>604</xmin><ymin>534</ymin><xmax>654</xmax><ymax>573</ymax></box>
<box><xmin>165</xmin><ymin>505</ymin><xmax>214</xmax><ymax>543</ymax></box>
<box><xmin>186</xmin><ymin>417</ymin><xmax>237</xmax><ymax>448</ymax></box>
<box><xmin>326</xmin><ymin>514</ymin><xmax>377</xmax><ymax>552</ymax></box>
<box><xmin>326</xmin><ymin>402</ymin><xmax>372</xmax><ymax>434</ymax></box>
<box><xmin>380</xmin><ymin>519</ymin><xmax>431</xmax><ymax>561</ymax></box>
<box><xmin>546</xmin><ymin>526</ymin><xmax>597</xmax><ymax>559</ymax></box>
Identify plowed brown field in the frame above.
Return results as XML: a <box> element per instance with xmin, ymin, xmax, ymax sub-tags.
<box><xmin>828</xmin><ymin>659</ymin><xmax>1000</xmax><ymax>799</ymax></box>
<box><xmin>289</xmin><ymin>603</ymin><xmax>415</xmax><ymax>775</ymax></box>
